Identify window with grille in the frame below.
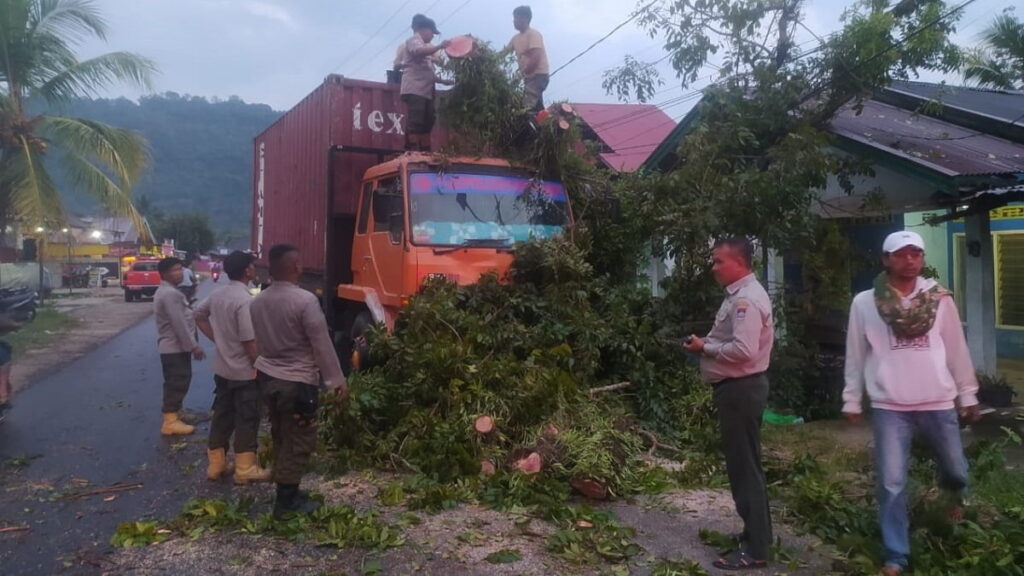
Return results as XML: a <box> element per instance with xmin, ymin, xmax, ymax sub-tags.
<box><xmin>997</xmin><ymin>233</ymin><xmax>1024</xmax><ymax>328</ymax></box>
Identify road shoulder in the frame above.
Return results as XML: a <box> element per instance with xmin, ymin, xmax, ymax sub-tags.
<box><xmin>10</xmin><ymin>287</ymin><xmax>155</xmax><ymax>394</ymax></box>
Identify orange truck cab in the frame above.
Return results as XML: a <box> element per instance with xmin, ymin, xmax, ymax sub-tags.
<box><xmin>334</xmin><ymin>153</ymin><xmax>571</xmax><ymax>368</ymax></box>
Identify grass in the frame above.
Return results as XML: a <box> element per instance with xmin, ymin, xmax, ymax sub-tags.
<box><xmin>762</xmin><ymin>419</ymin><xmax>873</xmax><ymax>475</ymax></box>
<box><xmin>6</xmin><ymin>305</ymin><xmax>78</xmax><ymax>355</ymax></box>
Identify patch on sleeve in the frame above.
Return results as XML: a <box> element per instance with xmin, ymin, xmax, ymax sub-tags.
<box><xmin>735</xmin><ymin>306</ymin><xmax>748</xmax><ymax>320</ymax></box>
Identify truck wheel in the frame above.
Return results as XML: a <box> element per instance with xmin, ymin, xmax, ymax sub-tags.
<box><xmin>124</xmin><ymin>291</ymin><xmax>133</xmax><ymax>303</ymax></box>
<box><xmin>349</xmin><ymin>311</ymin><xmax>374</xmax><ymax>373</ymax></box>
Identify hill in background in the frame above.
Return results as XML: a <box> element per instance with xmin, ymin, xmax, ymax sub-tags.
<box><xmin>45</xmin><ymin>93</ymin><xmax>282</xmax><ymax>245</ymax></box>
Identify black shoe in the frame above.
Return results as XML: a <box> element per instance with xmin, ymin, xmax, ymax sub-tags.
<box><xmin>273</xmin><ymin>483</ymin><xmax>321</xmax><ymax>519</ymax></box>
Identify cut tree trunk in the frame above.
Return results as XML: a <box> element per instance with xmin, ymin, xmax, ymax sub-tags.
<box><xmin>514</xmin><ymin>452</ymin><xmax>542</xmax><ymax>474</ymax></box>
<box><xmin>474</xmin><ymin>415</ymin><xmax>495</xmax><ymax>435</ymax></box>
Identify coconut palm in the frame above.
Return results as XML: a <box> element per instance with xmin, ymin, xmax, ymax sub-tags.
<box><xmin>0</xmin><ymin>0</ymin><xmax>157</xmax><ymax>238</ymax></box>
<box><xmin>962</xmin><ymin>13</ymin><xmax>1024</xmax><ymax>90</ymax></box>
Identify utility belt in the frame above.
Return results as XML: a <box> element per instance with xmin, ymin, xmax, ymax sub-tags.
<box><xmin>257</xmin><ymin>371</ymin><xmax>320</xmax><ymax>428</ymax></box>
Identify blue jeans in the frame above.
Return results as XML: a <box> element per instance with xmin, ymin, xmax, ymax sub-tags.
<box><xmin>872</xmin><ymin>408</ymin><xmax>969</xmax><ymax>569</ymax></box>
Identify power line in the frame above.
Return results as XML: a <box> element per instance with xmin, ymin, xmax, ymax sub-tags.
<box><xmin>801</xmin><ymin>0</ymin><xmax>978</xmax><ymax>104</ymax></box>
<box><xmin>606</xmin><ymin>1</ymin><xmax>981</xmax><ymax>156</ymax></box>
<box><xmin>333</xmin><ymin>0</ymin><xmax>415</xmax><ymax>73</ymax></box>
<box><xmin>561</xmin><ymin>41</ymin><xmax>666</xmax><ymax>88</ymax></box>
<box><xmin>439</xmin><ymin>0</ymin><xmax>474</xmax><ymax>25</ymax></box>
<box><xmin>350</xmin><ymin>0</ymin><xmax>447</xmax><ymax>78</ymax></box>
<box><xmin>549</xmin><ymin>0</ymin><xmax>658</xmax><ymax>78</ymax></box>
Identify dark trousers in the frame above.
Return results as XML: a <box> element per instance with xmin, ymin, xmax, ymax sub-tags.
<box><xmin>209</xmin><ymin>376</ymin><xmax>261</xmax><ymax>453</ymax></box>
<box><xmin>713</xmin><ymin>373</ymin><xmax>773</xmax><ymax>560</ymax></box>
<box><xmin>160</xmin><ymin>352</ymin><xmax>192</xmax><ymax>413</ymax></box>
<box><xmin>524</xmin><ymin>74</ymin><xmax>549</xmax><ymax>112</ymax></box>
<box><xmin>262</xmin><ymin>376</ymin><xmax>319</xmax><ymax>485</ymax></box>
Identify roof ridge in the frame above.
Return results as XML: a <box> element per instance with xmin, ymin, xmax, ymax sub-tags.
<box><xmin>888</xmin><ymin>79</ymin><xmax>1024</xmax><ymax>98</ymax></box>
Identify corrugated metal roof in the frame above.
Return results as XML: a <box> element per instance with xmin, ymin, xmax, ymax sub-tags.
<box><xmin>572</xmin><ymin>103</ymin><xmax>677</xmax><ymax>172</ymax></box>
<box><xmin>830</xmin><ymin>100</ymin><xmax>1024</xmax><ymax>177</ymax></box>
<box><xmin>886</xmin><ymin>81</ymin><xmax>1024</xmax><ymax>123</ymax></box>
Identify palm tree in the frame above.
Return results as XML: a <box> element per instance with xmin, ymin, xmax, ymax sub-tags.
<box><xmin>962</xmin><ymin>13</ymin><xmax>1024</xmax><ymax>90</ymax></box>
<box><xmin>0</xmin><ymin>0</ymin><xmax>157</xmax><ymax>239</ymax></box>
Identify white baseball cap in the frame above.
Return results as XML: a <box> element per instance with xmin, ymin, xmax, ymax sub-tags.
<box><xmin>883</xmin><ymin>230</ymin><xmax>925</xmax><ymax>253</ymax></box>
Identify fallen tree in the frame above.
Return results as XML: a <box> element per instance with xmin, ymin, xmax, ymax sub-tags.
<box><xmin>321</xmin><ymin>239</ymin><xmax>714</xmax><ymax>501</ymax></box>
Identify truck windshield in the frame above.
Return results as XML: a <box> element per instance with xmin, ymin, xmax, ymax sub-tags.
<box><xmin>408</xmin><ymin>172</ymin><xmax>568</xmax><ymax>247</ymax></box>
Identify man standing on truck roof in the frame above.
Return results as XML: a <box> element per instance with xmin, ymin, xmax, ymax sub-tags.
<box><xmin>194</xmin><ymin>251</ymin><xmax>271</xmax><ymax>485</ymax></box>
<box><xmin>250</xmin><ymin>244</ymin><xmax>349</xmax><ymax>518</ymax></box>
<box><xmin>507</xmin><ymin>6</ymin><xmax>550</xmax><ymax>112</ymax></box>
<box><xmin>400</xmin><ymin>13</ymin><xmax>452</xmax><ymax>152</ymax></box>
<box><xmin>154</xmin><ymin>257</ymin><xmax>206</xmax><ymax>436</ymax></box>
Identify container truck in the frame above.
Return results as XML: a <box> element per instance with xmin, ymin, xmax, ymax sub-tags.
<box><xmin>253</xmin><ymin>75</ymin><xmax>572</xmax><ymax>369</ymax></box>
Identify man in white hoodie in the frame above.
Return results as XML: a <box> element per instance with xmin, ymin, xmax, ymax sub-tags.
<box><xmin>843</xmin><ymin>230</ymin><xmax>980</xmax><ymax>576</ymax></box>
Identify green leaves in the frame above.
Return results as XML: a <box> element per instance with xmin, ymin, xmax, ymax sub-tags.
<box><xmin>320</xmin><ymin>238</ymin><xmax>705</xmax><ymax>498</ymax></box>
<box><xmin>0</xmin><ymin>0</ymin><xmax>156</xmax><ymax>231</ymax></box>
<box><xmin>110</xmin><ymin>521</ymin><xmax>169</xmax><ymax>548</ymax></box>
<box><xmin>164</xmin><ymin>498</ymin><xmax>406</xmax><ymax>551</ymax></box>
<box><xmin>484</xmin><ymin>549</ymin><xmax>523</xmax><ymax>564</ymax></box>
<box><xmin>546</xmin><ymin>506</ymin><xmax>643</xmax><ymax>565</ymax></box>
<box><xmin>963</xmin><ymin>12</ymin><xmax>1024</xmax><ymax>90</ymax></box>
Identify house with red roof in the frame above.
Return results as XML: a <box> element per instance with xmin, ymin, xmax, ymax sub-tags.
<box><xmin>570</xmin><ymin>103</ymin><xmax>677</xmax><ymax>173</ymax></box>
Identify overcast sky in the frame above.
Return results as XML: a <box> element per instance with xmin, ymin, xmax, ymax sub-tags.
<box><xmin>78</xmin><ymin>0</ymin><xmax>1004</xmax><ymax>118</ymax></box>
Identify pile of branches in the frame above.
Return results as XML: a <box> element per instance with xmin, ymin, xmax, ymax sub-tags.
<box><xmin>322</xmin><ymin>239</ymin><xmax>714</xmax><ymax>500</ymax></box>
<box><xmin>436</xmin><ymin>41</ymin><xmax>579</xmax><ymax>178</ymax></box>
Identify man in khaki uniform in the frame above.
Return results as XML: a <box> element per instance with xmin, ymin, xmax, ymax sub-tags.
<box><xmin>507</xmin><ymin>5</ymin><xmax>550</xmax><ymax>112</ymax></box>
<box><xmin>684</xmin><ymin>236</ymin><xmax>774</xmax><ymax>570</ymax></box>
<box><xmin>154</xmin><ymin>257</ymin><xmax>205</xmax><ymax>436</ymax></box>
<box><xmin>399</xmin><ymin>13</ymin><xmax>451</xmax><ymax>151</ymax></box>
<box><xmin>250</xmin><ymin>244</ymin><xmax>348</xmax><ymax>518</ymax></box>
<box><xmin>195</xmin><ymin>250</ymin><xmax>270</xmax><ymax>485</ymax></box>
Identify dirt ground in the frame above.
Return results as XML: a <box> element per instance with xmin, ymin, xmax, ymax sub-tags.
<box><xmin>105</xmin><ymin>467</ymin><xmax>837</xmax><ymax>576</ymax></box>
<box><xmin>11</xmin><ymin>286</ymin><xmax>154</xmax><ymax>394</ymax></box>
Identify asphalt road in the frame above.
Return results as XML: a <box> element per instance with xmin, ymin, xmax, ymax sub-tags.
<box><xmin>0</xmin><ymin>282</ymin><xmax>230</xmax><ymax>575</ymax></box>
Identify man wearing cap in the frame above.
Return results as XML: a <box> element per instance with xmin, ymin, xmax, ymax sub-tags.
<box><xmin>843</xmin><ymin>230</ymin><xmax>980</xmax><ymax>576</ymax></box>
<box><xmin>400</xmin><ymin>14</ymin><xmax>451</xmax><ymax>151</ymax></box>
<box><xmin>507</xmin><ymin>5</ymin><xmax>550</xmax><ymax>112</ymax></box>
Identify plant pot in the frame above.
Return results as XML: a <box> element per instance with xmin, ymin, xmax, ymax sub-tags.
<box><xmin>978</xmin><ymin>388</ymin><xmax>1015</xmax><ymax>408</ymax></box>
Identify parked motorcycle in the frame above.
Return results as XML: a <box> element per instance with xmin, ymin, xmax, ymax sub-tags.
<box><xmin>0</xmin><ymin>287</ymin><xmax>38</xmax><ymax>323</ymax></box>
<box><xmin>62</xmin><ymin>264</ymin><xmax>92</xmax><ymax>288</ymax></box>
<box><xmin>0</xmin><ymin>289</ymin><xmax>29</xmax><ymax>423</ymax></box>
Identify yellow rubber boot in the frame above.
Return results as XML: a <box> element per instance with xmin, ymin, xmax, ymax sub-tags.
<box><xmin>234</xmin><ymin>452</ymin><xmax>272</xmax><ymax>485</ymax></box>
<box><xmin>161</xmin><ymin>412</ymin><xmax>195</xmax><ymax>436</ymax></box>
<box><xmin>206</xmin><ymin>448</ymin><xmax>235</xmax><ymax>481</ymax></box>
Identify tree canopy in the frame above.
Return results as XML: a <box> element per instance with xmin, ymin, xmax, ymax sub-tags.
<box><xmin>46</xmin><ymin>93</ymin><xmax>281</xmax><ymax>244</ymax></box>
<box><xmin>0</xmin><ymin>0</ymin><xmax>156</xmax><ymax>236</ymax></box>
<box><xmin>963</xmin><ymin>10</ymin><xmax>1024</xmax><ymax>90</ymax></box>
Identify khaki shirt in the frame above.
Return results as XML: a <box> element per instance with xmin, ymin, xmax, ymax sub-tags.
<box><xmin>507</xmin><ymin>28</ymin><xmax>549</xmax><ymax>77</ymax></box>
<box><xmin>249</xmin><ymin>281</ymin><xmax>345</xmax><ymax>388</ymax></box>
<box><xmin>194</xmin><ymin>281</ymin><xmax>256</xmax><ymax>381</ymax></box>
<box><xmin>700</xmin><ymin>273</ymin><xmax>774</xmax><ymax>383</ymax></box>
<box><xmin>400</xmin><ymin>35</ymin><xmax>438</xmax><ymax>98</ymax></box>
<box><xmin>154</xmin><ymin>281</ymin><xmax>196</xmax><ymax>354</ymax></box>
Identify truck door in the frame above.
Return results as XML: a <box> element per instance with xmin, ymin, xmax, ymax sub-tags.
<box><xmin>355</xmin><ymin>176</ymin><xmax>406</xmax><ymax>305</ymax></box>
